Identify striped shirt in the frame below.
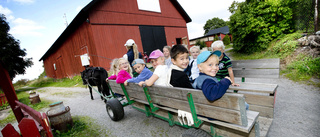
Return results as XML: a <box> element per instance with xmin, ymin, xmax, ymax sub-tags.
<box><xmin>216</xmin><ymin>53</ymin><xmax>232</xmax><ymax>80</ymax></box>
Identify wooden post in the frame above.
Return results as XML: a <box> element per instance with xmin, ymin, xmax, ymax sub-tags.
<box><xmin>0</xmin><ymin>61</ymin><xmax>23</xmax><ymax>122</ymax></box>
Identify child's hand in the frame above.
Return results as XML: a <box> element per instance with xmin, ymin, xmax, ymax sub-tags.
<box><xmin>124</xmin><ymin>81</ymin><xmax>128</xmax><ymax>86</ymax></box>
<box><xmin>232</xmin><ymin>83</ymin><xmax>240</xmax><ymax>87</ymax></box>
<box><xmin>105</xmin><ymin>78</ymin><xmax>108</xmax><ymax>82</ymax></box>
<box><xmin>138</xmin><ymin>81</ymin><xmax>145</xmax><ymax>87</ymax></box>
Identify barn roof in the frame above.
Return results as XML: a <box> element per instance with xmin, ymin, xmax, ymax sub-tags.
<box><xmin>39</xmin><ymin>0</ymin><xmax>192</xmax><ymax>61</ymax></box>
<box><xmin>189</xmin><ymin>26</ymin><xmax>230</xmax><ymax>41</ymax></box>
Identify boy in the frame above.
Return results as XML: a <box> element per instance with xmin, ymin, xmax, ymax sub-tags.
<box><xmin>124</xmin><ymin>59</ymin><xmax>153</xmax><ymax>86</ymax></box>
<box><xmin>169</xmin><ymin>44</ymin><xmax>193</xmax><ymax>88</ymax></box>
<box><xmin>192</xmin><ymin>50</ymin><xmax>232</xmax><ymax>101</ymax></box>
<box><xmin>185</xmin><ymin>46</ymin><xmax>200</xmax><ymax>82</ymax></box>
<box><xmin>138</xmin><ymin>49</ymin><xmax>169</xmax><ymax>87</ymax></box>
<box><xmin>211</xmin><ymin>40</ymin><xmax>239</xmax><ymax>86</ymax></box>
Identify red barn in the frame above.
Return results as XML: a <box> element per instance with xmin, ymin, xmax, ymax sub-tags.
<box><xmin>39</xmin><ymin>0</ymin><xmax>191</xmax><ymax>79</ymax></box>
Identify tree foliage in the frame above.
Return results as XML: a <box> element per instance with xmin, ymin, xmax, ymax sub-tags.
<box><xmin>223</xmin><ymin>35</ymin><xmax>231</xmax><ymax>45</ymax></box>
<box><xmin>203</xmin><ymin>17</ymin><xmax>227</xmax><ymax>35</ymax></box>
<box><xmin>229</xmin><ymin>0</ymin><xmax>294</xmax><ymax>53</ymax></box>
<box><xmin>0</xmin><ymin>14</ymin><xmax>33</xmax><ymax>80</ymax></box>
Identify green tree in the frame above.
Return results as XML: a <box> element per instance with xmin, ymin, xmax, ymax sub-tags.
<box><xmin>223</xmin><ymin>35</ymin><xmax>231</xmax><ymax>45</ymax></box>
<box><xmin>203</xmin><ymin>17</ymin><xmax>227</xmax><ymax>35</ymax></box>
<box><xmin>0</xmin><ymin>14</ymin><xmax>33</xmax><ymax>80</ymax></box>
<box><xmin>229</xmin><ymin>1</ymin><xmax>294</xmax><ymax>53</ymax></box>
<box><xmin>195</xmin><ymin>40</ymin><xmax>206</xmax><ymax>49</ymax></box>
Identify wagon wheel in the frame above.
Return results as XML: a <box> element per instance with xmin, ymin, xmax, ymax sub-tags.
<box><xmin>106</xmin><ymin>98</ymin><xmax>124</xmax><ymax>121</ymax></box>
<box><xmin>181</xmin><ymin>128</ymin><xmax>211</xmax><ymax>137</ymax></box>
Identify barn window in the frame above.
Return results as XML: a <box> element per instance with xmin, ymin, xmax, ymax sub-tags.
<box><xmin>53</xmin><ymin>63</ymin><xmax>56</xmax><ymax>70</ymax></box>
<box><xmin>137</xmin><ymin>0</ymin><xmax>161</xmax><ymax>13</ymax></box>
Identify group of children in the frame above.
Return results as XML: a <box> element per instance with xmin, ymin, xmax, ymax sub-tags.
<box><xmin>106</xmin><ymin>40</ymin><xmax>244</xmax><ymax>104</ymax></box>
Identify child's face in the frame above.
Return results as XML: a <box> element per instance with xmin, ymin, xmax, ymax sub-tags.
<box><xmin>198</xmin><ymin>55</ymin><xmax>219</xmax><ymax>77</ymax></box>
<box><xmin>172</xmin><ymin>53</ymin><xmax>189</xmax><ymax>69</ymax></box>
<box><xmin>133</xmin><ymin>64</ymin><xmax>145</xmax><ymax>74</ymax></box>
<box><xmin>118</xmin><ymin>60</ymin><xmax>129</xmax><ymax>71</ymax></box>
<box><xmin>190</xmin><ymin>48</ymin><xmax>200</xmax><ymax>59</ymax></box>
<box><xmin>150</xmin><ymin>57</ymin><xmax>165</xmax><ymax>68</ymax></box>
<box><xmin>212</xmin><ymin>47</ymin><xmax>224</xmax><ymax>60</ymax></box>
<box><xmin>163</xmin><ymin>48</ymin><xmax>170</xmax><ymax>58</ymax></box>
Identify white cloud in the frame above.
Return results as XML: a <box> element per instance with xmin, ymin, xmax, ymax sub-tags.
<box><xmin>13</xmin><ymin>0</ymin><xmax>35</xmax><ymax>4</ymax></box>
<box><xmin>10</xmin><ymin>18</ymin><xmax>45</xmax><ymax>36</ymax></box>
<box><xmin>0</xmin><ymin>5</ymin><xmax>15</xmax><ymax>21</ymax></box>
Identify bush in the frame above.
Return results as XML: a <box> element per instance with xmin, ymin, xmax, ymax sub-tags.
<box><xmin>223</xmin><ymin>35</ymin><xmax>231</xmax><ymax>45</ymax></box>
<box><xmin>229</xmin><ymin>0</ymin><xmax>294</xmax><ymax>53</ymax></box>
<box><xmin>195</xmin><ymin>40</ymin><xmax>207</xmax><ymax>49</ymax></box>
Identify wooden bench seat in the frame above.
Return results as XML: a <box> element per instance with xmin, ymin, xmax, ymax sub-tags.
<box><xmin>108</xmin><ymin>80</ymin><xmax>260</xmax><ymax>136</ymax></box>
<box><xmin>230</xmin><ymin>58</ymin><xmax>279</xmax><ymax>119</ymax></box>
<box><xmin>230</xmin><ymin>58</ymin><xmax>280</xmax><ymax>136</ymax></box>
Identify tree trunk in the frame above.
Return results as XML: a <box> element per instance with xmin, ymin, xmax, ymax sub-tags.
<box><xmin>315</xmin><ymin>0</ymin><xmax>319</xmax><ymax>32</ymax></box>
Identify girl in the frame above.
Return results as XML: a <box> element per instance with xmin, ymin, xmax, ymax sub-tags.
<box><xmin>109</xmin><ymin>58</ymin><xmax>119</xmax><ymax>75</ymax></box>
<box><xmin>123</xmin><ymin>39</ymin><xmax>142</xmax><ymax>66</ymax></box>
<box><xmin>163</xmin><ymin>45</ymin><xmax>172</xmax><ymax>67</ymax></box>
<box><xmin>107</xmin><ymin>58</ymin><xmax>133</xmax><ymax>84</ymax></box>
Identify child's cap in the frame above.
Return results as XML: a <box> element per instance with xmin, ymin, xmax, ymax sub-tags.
<box><xmin>124</xmin><ymin>39</ymin><xmax>135</xmax><ymax>46</ymax></box>
<box><xmin>149</xmin><ymin>49</ymin><xmax>164</xmax><ymax>59</ymax></box>
<box><xmin>132</xmin><ymin>59</ymin><xmax>145</xmax><ymax>66</ymax></box>
<box><xmin>197</xmin><ymin>51</ymin><xmax>222</xmax><ymax>65</ymax></box>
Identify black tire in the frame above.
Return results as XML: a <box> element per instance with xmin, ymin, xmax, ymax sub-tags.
<box><xmin>181</xmin><ymin>128</ymin><xmax>211</xmax><ymax>137</ymax></box>
<box><xmin>106</xmin><ymin>98</ymin><xmax>124</xmax><ymax>121</ymax></box>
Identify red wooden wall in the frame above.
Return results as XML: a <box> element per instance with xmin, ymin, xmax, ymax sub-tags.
<box><xmin>43</xmin><ymin>0</ymin><xmax>189</xmax><ymax>78</ymax></box>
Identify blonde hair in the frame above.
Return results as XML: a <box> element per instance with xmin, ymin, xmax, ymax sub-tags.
<box><xmin>163</xmin><ymin>45</ymin><xmax>171</xmax><ymax>51</ymax></box>
<box><xmin>126</xmin><ymin>43</ymin><xmax>139</xmax><ymax>59</ymax></box>
<box><xmin>110</xmin><ymin>58</ymin><xmax>119</xmax><ymax>75</ymax></box>
<box><xmin>116</xmin><ymin>58</ymin><xmax>133</xmax><ymax>77</ymax></box>
<box><xmin>190</xmin><ymin>46</ymin><xmax>200</xmax><ymax>52</ymax></box>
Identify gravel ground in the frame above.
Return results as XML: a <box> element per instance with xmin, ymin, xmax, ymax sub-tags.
<box><xmin>1</xmin><ymin>77</ymin><xmax>319</xmax><ymax>137</ymax></box>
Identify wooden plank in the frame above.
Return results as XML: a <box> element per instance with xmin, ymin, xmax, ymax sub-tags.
<box><xmin>132</xmin><ymin>101</ymin><xmax>259</xmax><ymax>134</ymax></box>
<box><xmin>130</xmin><ymin>94</ymin><xmax>244</xmax><ymax>125</ymax></box>
<box><xmin>109</xmin><ymin>80</ymin><xmax>244</xmax><ymax>111</ymax></box>
<box><xmin>18</xmin><ymin>118</ymin><xmax>41</xmax><ymax>137</ymax></box>
<box><xmin>249</xmin><ymin>105</ymin><xmax>274</xmax><ymax>118</ymax></box>
<box><xmin>232</xmin><ymin>58</ymin><xmax>280</xmax><ymax>69</ymax></box>
<box><xmin>244</xmin><ymin>94</ymin><xmax>274</xmax><ymax>107</ymax></box>
<box><xmin>233</xmin><ymin>69</ymin><xmax>279</xmax><ymax>78</ymax></box>
<box><xmin>228</xmin><ymin>82</ymin><xmax>278</xmax><ymax>94</ymax></box>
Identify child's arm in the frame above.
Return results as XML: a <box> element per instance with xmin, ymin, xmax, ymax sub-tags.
<box><xmin>116</xmin><ymin>70</ymin><xmax>132</xmax><ymax>84</ymax></box>
<box><xmin>138</xmin><ymin>74</ymin><xmax>159</xmax><ymax>87</ymax></box>
<box><xmin>201</xmin><ymin>78</ymin><xmax>231</xmax><ymax>101</ymax></box>
<box><xmin>108</xmin><ymin>75</ymin><xmax>117</xmax><ymax>80</ymax></box>
<box><xmin>227</xmin><ymin>67</ymin><xmax>240</xmax><ymax>86</ymax></box>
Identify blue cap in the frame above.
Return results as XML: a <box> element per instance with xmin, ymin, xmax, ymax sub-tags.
<box><xmin>132</xmin><ymin>59</ymin><xmax>145</xmax><ymax>66</ymax></box>
<box><xmin>197</xmin><ymin>50</ymin><xmax>222</xmax><ymax>65</ymax></box>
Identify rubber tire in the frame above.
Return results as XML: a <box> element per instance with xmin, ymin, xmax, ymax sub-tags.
<box><xmin>181</xmin><ymin>128</ymin><xmax>211</xmax><ymax>137</ymax></box>
<box><xmin>106</xmin><ymin>98</ymin><xmax>124</xmax><ymax>121</ymax></box>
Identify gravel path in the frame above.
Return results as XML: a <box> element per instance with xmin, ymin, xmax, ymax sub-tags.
<box><xmin>1</xmin><ymin>77</ymin><xmax>319</xmax><ymax>137</ymax></box>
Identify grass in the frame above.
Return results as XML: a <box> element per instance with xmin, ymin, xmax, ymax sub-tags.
<box><xmin>53</xmin><ymin>116</ymin><xmax>109</xmax><ymax>137</ymax></box>
<box><xmin>29</xmin><ymin>75</ymin><xmax>84</xmax><ymax>88</ymax></box>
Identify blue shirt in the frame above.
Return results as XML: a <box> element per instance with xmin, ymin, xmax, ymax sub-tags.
<box><xmin>127</xmin><ymin>67</ymin><xmax>153</xmax><ymax>83</ymax></box>
<box><xmin>192</xmin><ymin>73</ymin><xmax>231</xmax><ymax>101</ymax></box>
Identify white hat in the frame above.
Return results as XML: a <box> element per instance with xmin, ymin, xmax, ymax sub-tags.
<box><xmin>124</xmin><ymin>39</ymin><xmax>135</xmax><ymax>46</ymax></box>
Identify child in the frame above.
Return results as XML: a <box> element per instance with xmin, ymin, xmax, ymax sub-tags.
<box><xmin>185</xmin><ymin>46</ymin><xmax>200</xmax><ymax>82</ymax></box>
<box><xmin>163</xmin><ymin>46</ymin><xmax>172</xmax><ymax>67</ymax></box>
<box><xmin>138</xmin><ymin>49</ymin><xmax>169</xmax><ymax>87</ymax></box>
<box><xmin>192</xmin><ymin>50</ymin><xmax>232</xmax><ymax>101</ymax></box>
<box><xmin>169</xmin><ymin>44</ymin><xmax>193</xmax><ymax>88</ymax></box>
<box><xmin>124</xmin><ymin>59</ymin><xmax>153</xmax><ymax>86</ymax></box>
<box><xmin>211</xmin><ymin>40</ymin><xmax>239</xmax><ymax>86</ymax></box>
<box><xmin>107</xmin><ymin>58</ymin><xmax>132</xmax><ymax>84</ymax></box>
<box><xmin>109</xmin><ymin>58</ymin><xmax>119</xmax><ymax>75</ymax></box>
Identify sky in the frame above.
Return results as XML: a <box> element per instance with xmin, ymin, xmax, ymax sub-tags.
<box><xmin>0</xmin><ymin>0</ymin><xmax>244</xmax><ymax>83</ymax></box>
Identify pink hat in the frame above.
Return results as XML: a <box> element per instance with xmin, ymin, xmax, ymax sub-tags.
<box><xmin>149</xmin><ymin>49</ymin><xmax>164</xmax><ymax>59</ymax></box>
